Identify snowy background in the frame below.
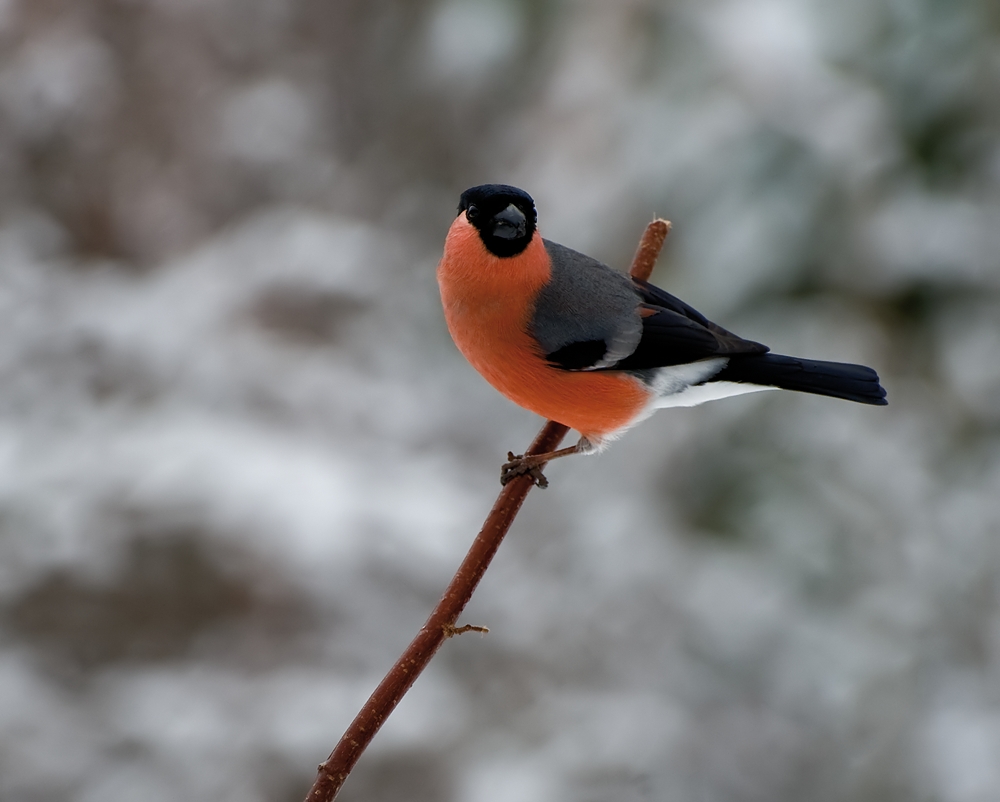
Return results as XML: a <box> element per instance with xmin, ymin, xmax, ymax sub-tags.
<box><xmin>1</xmin><ymin>1</ymin><xmax>999</xmax><ymax>800</ymax></box>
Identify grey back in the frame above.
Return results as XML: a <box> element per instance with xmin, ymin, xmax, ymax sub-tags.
<box><xmin>530</xmin><ymin>240</ymin><xmax>642</xmax><ymax>369</ymax></box>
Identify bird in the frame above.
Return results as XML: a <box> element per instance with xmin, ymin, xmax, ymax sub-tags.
<box><xmin>437</xmin><ymin>184</ymin><xmax>887</xmax><ymax>486</ymax></box>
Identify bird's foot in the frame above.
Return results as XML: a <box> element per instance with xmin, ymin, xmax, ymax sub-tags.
<box><xmin>501</xmin><ymin>452</ymin><xmax>549</xmax><ymax>488</ymax></box>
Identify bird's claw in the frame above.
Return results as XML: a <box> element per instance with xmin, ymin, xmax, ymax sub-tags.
<box><xmin>501</xmin><ymin>451</ymin><xmax>549</xmax><ymax>488</ymax></box>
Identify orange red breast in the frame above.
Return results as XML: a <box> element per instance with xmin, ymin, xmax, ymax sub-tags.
<box><xmin>437</xmin><ymin>213</ymin><xmax>650</xmax><ymax>442</ymax></box>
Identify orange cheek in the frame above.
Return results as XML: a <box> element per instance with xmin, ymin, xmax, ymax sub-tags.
<box><xmin>437</xmin><ymin>218</ymin><xmax>549</xmax><ymax>363</ymax></box>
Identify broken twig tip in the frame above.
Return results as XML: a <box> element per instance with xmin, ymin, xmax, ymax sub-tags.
<box><xmin>629</xmin><ymin>218</ymin><xmax>672</xmax><ymax>282</ymax></box>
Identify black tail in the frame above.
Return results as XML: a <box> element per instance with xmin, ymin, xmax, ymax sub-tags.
<box><xmin>712</xmin><ymin>353</ymin><xmax>888</xmax><ymax>405</ymax></box>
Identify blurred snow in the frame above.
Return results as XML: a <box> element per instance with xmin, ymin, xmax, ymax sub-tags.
<box><xmin>422</xmin><ymin>0</ymin><xmax>524</xmax><ymax>87</ymax></box>
<box><xmin>0</xmin><ymin>29</ymin><xmax>118</xmax><ymax>140</ymax></box>
<box><xmin>219</xmin><ymin>80</ymin><xmax>316</xmax><ymax>165</ymax></box>
<box><xmin>0</xmin><ymin>1</ymin><xmax>998</xmax><ymax>801</ymax></box>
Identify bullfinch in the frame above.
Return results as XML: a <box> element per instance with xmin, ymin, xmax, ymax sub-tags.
<box><xmin>437</xmin><ymin>184</ymin><xmax>887</xmax><ymax>485</ymax></box>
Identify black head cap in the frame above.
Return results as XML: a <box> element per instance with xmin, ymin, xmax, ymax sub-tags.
<box><xmin>458</xmin><ymin>184</ymin><xmax>537</xmax><ymax>258</ymax></box>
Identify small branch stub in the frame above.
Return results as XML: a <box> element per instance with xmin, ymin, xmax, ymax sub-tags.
<box><xmin>442</xmin><ymin>623</ymin><xmax>490</xmax><ymax>638</ymax></box>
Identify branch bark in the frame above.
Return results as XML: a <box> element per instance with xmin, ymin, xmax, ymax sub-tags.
<box><xmin>302</xmin><ymin>218</ymin><xmax>671</xmax><ymax>802</ymax></box>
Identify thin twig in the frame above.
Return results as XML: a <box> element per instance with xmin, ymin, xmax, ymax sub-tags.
<box><xmin>302</xmin><ymin>218</ymin><xmax>671</xmax><ymax>802</ymax></box>
<box><xmin>303</xmin><ymin>423</ymin><xmax>567</xmax><ymax>802</ymax></box>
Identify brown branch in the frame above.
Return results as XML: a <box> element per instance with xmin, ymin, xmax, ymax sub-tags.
<box><xmin>303</xmin><ymin>423</ymin><xmax>567</xmax><ymax>802</ymax></box>
<box><xmin>302</xmin><ymin>217</ymin><xmax>671</xmax><ymax>802</ymax></box>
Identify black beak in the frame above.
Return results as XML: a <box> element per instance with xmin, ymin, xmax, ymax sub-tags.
<box><xmin>491</xmin><ymin>204</ymin><xmax>527</xmax><ymax>240</ymax></box>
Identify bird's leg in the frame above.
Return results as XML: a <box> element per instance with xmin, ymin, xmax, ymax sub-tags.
<box><xmin>501</xmin><ymin>437</ymin><xmax>593</xmax><ymax>488</ymax></box>
<box><xmin>501</xmin><ymin>446</ymin><xmax>577</xmax><ymax>488</ymax></box>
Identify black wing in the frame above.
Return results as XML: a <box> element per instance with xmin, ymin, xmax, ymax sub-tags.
<box><xmin>630</xmin><ymin>278</ymin><xmax>761</xmax><ymax>344</ymax></box>
<box><xmin>536</xmin><ymin>250</ymin><xmax>767</xmax><ymax>372</ymax></box>
<box><xmin>604</xmin><ymin>279</ymin><xmax>768</xmax><ymax>371</ymax></box>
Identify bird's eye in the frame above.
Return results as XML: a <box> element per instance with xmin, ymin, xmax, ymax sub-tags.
<box><xmin>466</xmin><ymin>205</ymin><xmax>480</xmax><ymax>222</ymax></box>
